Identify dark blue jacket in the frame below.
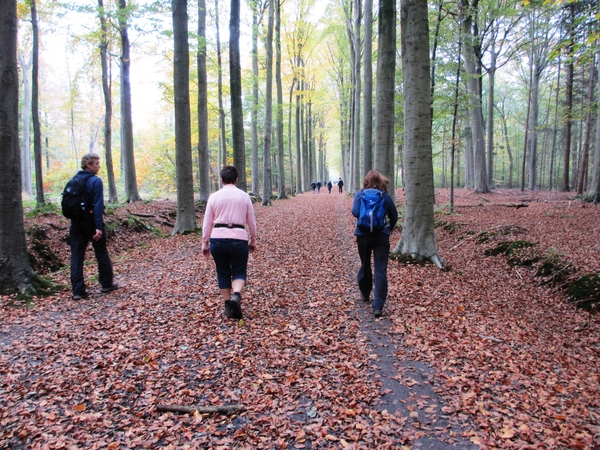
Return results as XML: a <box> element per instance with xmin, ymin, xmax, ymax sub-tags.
<box><xmin>351</xmin><ymin>189</ymin><xmax>398</xmax><ymax>236</ymax></box>
<box><xmin>75</xmin><ymin>170</ymin><xmax>105</xmax><ymax>230</ymax></box>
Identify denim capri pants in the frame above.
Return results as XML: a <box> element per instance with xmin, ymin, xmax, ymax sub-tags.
<box><xmin>209</xmin><ymin>238</ymin><xmax>249</xmax><ymax>289</ymax></box>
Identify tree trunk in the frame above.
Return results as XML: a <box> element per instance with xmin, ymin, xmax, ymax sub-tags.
<box><xmin>577</xmin><ymin>60</ymin><xmax>594</xmax><ymax>195</ymax></box>
<box><xmin>18</xmin><ymin>54</ymin><xmax>33</xmax><ymax>196</ymax></box>
<box><xmin>528</xmin><ymin>67</ymin><xmax>541</xmax><ymax>190</ymax></box>
<box><xmin>172</xmin><ymin>0</ymin><xmax>197</xmax><ymax>234</ymax></box>
<box><xmin>350</xmin><ymin>0</ymin><xmax>361</xmax><ymax>194</ymax></box>
<box><xmin>197</xmin><ymin>0</ymin><xmax>210</xmax><ymax>202</ymax></box>
<box><xmin>590</xmin><ymin>55</ymin><xmax>600</xmax><ymax>203</ymax></box>
<box><xmin>562</xmin><ymin>4</ymin><xmax>575</xmax><ymax>192</ymax></box>
<box><xmin>486</xmin><ymin>38</ymin><xmax>496</xmax><ymax>189</ymax></box>
<box><xmin>275</xmin><ymin>0</ymin><xmax>287</xmax><ymax>199</ymax></box>
<box><xmin>98</xmin><ymin>0</ymin><xmax>118</xmax><ymax>204</ymax></box>
<box><xmin>215</xmin><ymin>0</ymin><xmax>227</xmax><ymax>179</ymax></box>
<box><xmin>362</xmin><ymin>0</ymin><xmax>373</xmax><ymax>175</ymax></box>
<box><xmin>261</xmin><ymin>0</ymin><xmax>274</xmax><ymax>206</ymax></box>
<box><xmin>118</xmin><ymin>0</ymin><xmax>141</xmax><ymax>202</ymax></box>
<box><xmin>230</xmin><ymin>0</ymin><xmax>246</xmax><ymax>191</ymax></box>
<box><xmin>393</xmin><ymin>0</ymin><xmax>441</xmax><ymax>268</ymax></box>
<box><xmin>374</xmin><ymin>0</ymin><xmax>396</xmax><ymax>202</ymax></box>
<box><xmin>461</xmin><ymin>0</ymin><xmax>488</xmax><ymax>194</ymax></box>
<box><xmin>0</xmin><ymin>0</ymin><xmax>36</xmax><ymax>293</ymax></box>
<box><xmin>31</xmin><ymin>0</ymin><xmax>45</xmax><ymax>206</ymax></box>
<box><xmin>251</xmin><ymin>3</ymin><xmax>260</xmax><ymax>195</ymax></box>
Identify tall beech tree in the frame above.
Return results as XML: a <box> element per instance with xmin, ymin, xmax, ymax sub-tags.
<box><xmin>374</xmin><ymin>0</ymin><xmax>396</xmax><ymax>202</ymax></box>
<box><xmin>197</xmin><ymin>0</ymin><xmax>210</xmax><ymax>202</ymax></box>
<box><xmin>31</xmin><ymin>0</ymin><xmax>44</xmax><ymax>206</ymax></box>
<box><xmin>172</xmin><ymin>0</ymin><xmax>196</xmax><ymax>234</ymax></box>
<box><xmin>0</xmin><ymin>0</ymin><xmax>36</xmax><ymax>293</ymax></box>
<box><xmin>118</xmin><ymin>0</ymin><xmax>141</xmax><ymax>202</ymax></box>
<box><xmin>98</xmin><ymin>0</ymin><xmax>118</xmax><ymax>203</ymax></box>
<box><xmin>261</xmin><ymin>0</ymin><xmax>274</xmax><ymax>206</ymax></box>
<box><xmin>393</xmin><ymin>0</ymin><xmax>442</xmax><ymax>268</ymax></box>
<box><xmin>230</xmin><ymin>0</ymin><xmax>247</xmax><ymax>191</ymax></box>
<box><xmin>461</xmin><ymin>0</ymin><xmax>489</xmax><ymax>193</ymax></box>
<box><xmin>275</xmin><ymin>0</ymin><xmax>287</xmax><ymax>199</ymax></box>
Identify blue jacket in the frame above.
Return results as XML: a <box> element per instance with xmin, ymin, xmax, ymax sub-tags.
<box><xmin>351</xmin><ymin>189</ymin><xmax>398</xmax><ymax>236</ymax></box>
<box><xmin>76</xmin><ymin>170</ymin><xmax>105</xmax><ymax>230</ymax></box>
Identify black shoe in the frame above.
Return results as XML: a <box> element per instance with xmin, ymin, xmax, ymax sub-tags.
<box><xmin>361</xmin><ymin>293</ymin><xmax>371</xmax><ymax>303</ymax></box>
<box><xmin>374</xmin><ymin>309</ymin><xmax>383</xmax><ymax>318</ymax></box>
<box><xmin>73</xmin><ymin>292</ymin><xmax>88</xmax><ymax>301</ymax></box>
<box><xmin>225</xmin><ymin>293</ymin><xmax>243</xmax><ymax>319</ymax></box>
<box><xmin>101</xmin><ymin>283</ymin><xmax>119</xmax><ymax>293</ymax></box>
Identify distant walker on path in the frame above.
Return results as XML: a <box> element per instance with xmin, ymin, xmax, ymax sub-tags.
<box><xmin>338</xmin><ymin>177</ymin><xmax>344</xmax><ymax>193</ymax></box>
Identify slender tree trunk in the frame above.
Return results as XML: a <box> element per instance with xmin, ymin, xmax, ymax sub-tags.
<box><xmin>528</xmin><ymin>67</ymin><xmax>541</xmax><ymax>190</ymax></box>
<box><xmin>275</xmin><ymin>0</ymin><xmax>287</xmax><ymax>199</ymax></box>
<box><xmin>362</xmin><ymin>0</ymin><xmax>373</xmax><ymax>175</ymax></box>
<box><xmin>261</xmin><ymin>0</ymin><xmax>274</xmax><ymax>206</ymax></box>
<box><xmin>577</xmin><ymin>58</ymin><xmax>595</xmax><ymax>195</ymax></box>
<box><xmin>450</xmin><ymin>17</ymin><xmax>462</xmax><ymax>213</ymax></box>
<box><xmin>461</xmin><ymin>0</ymin><xmax>488</xmax><ymax>193</ymax></box>
<box><xmin>430</xmin><ymin>0</ymin><xmax>443</xmax><ymax>123</ymax></box>
<box><xmin>549</xmin><ymin>54</ymin><xmax>561</xmax><ymax>191</ymax></box>
<box><xmin>498</xmin><ymin>103</ymin><xmax>513</xmax><ymax>189</ymax></box>
<box><xmin>374</xmin><ymin>0</ymin><xmax>396</xmax><ymax>202</ymax></box>
<box><xmin>351</xmin><ymin>0</ymin><xmax>362</xmax><ymax>193</ymax></box>
<box><xmin>0</xmin><ymin>0</ymin><xmax>36</xmax><ymax>293</ymax></box>
<box><xmin>215</xmin><ymin>0</ymin><xmax>227</xmax><ymax>176</ymax></box>
<box><xmin>295</xmin><ymin>85</ymin><xmax>302</xmax><ymax>193</ymax></box>
<box><xmin>197</xmin><ymin>0</ymin><xmax>210</xmax><ymax>202</ymax></box>
<box><xmin>172</xmin><ymin>0</ymin><xmax>196</xmax><ymax>233</ymax></box>
<box><xmin>251</xmin><ymin>3</ymin><xmax>260</xmax><ymax>194</ymax></box>
<box><xmin>230</xmin><ymin>0</ymin><xmax>247</xmax><ymax>191</ymax></box>
<box><xmin>393</xmin><ymin>0</ymin><xmax>441</xmax><ymax>268</ymax></box>
<box><xmin>288</xmin><ymin>79</ymin><xmax>295</xmax><ymax>194</ymax></box>
<box><xmin>98</xmin><ymin>0</ymin><xmax>117</xmax><ymax>203</ymax></box>
<box><xmin>486</xmin><ymin>37</ymin><xmax>497</xmax><ymax>189</ymax></box>
<box><xmin>118</xmin><ymin>0</ymin><xmax>141</xmax><ymax>202</ymax></box>
<box><xmin>562</xmin><ymin>4</ymin><xmax>575</xmax><ymax>192</ymax></box>
<box><xmin>590</xmin><ymin>55</ymin><xmax>600</xmax><ymax>203</ymax></box>
<box><xmin>31</xmin><ymin>0</ymin><xmax>44</xmax><ymax>206</ymax></box>
<box><xmin>18</xmin><ymin>54</ymin><xmax>33</xmax><ymax>196</ymax></box>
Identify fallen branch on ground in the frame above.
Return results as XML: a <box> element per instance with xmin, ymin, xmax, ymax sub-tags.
<box><xmin>156</xmin><ymin>404</ymin><xmax>245</xmax><ymax>415</ymax></box>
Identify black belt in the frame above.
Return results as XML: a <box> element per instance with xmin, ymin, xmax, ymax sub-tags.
<box><xmin>214</xmin><ymin>223</ymin><xmax>245</xmax><ymax>229</ymax></box>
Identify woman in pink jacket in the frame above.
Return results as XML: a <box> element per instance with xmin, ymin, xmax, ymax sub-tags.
<box><xmin>202</xmin><ymin>166</ymin><xmax>257</xmax><ymax>319</ymax></box>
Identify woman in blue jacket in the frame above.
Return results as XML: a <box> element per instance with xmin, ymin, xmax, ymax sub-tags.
<box><xmin>351</xmin><ymin>170</ymin><xmax>398</xmax><ymax>318</ymax></box>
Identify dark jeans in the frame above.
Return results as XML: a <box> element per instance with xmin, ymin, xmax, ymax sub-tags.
<box><xmin>70</xmin><ymin>222</ymin><xmax>113</xmax><ymax>295</ymax></box>
<box><xmin>210</xmin><ymin>239</ymin><xmax>249</xmax><ymax>289</ymax></box>
<box><xmin>356</xmin><ymin>234</ymin><xmax>390</xmax><ymax>311</ymax></box>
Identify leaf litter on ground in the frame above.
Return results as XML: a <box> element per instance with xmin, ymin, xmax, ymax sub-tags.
<box><xmin>0</xmin><ymin>189</ymin><xmax>598</xmax><ymax>449</ymax></box>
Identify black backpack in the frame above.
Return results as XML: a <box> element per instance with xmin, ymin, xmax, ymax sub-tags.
<box><xmin>61</xmin><ymin>173</ymin><xmax>93</xmax><ymax>220</ymax></box>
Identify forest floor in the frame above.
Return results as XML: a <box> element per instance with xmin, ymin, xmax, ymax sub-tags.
<box><xmin>1</xmin><ymin>188</ymin><xmax>599</xmax><ymax>449</ymax></box>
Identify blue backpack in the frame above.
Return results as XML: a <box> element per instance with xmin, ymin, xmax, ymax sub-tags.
<box><xmin>357</xmin><ymin>189</ymin><xmax>387</xmax><ymax>233</ymax></box>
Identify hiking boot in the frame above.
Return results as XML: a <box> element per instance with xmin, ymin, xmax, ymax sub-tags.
<box><xmin>73</xmin><ymin>292</ymin><xmax>88</xmax><ymax>301</ymax></box>
<box><xmin>361</xmin><ymin>293</ymin><xmax>371</xmax><ymax>303</ymax></box>
<box><xmin>374</xmin><ymin>309</ymin><xmax>383</xmax><ymax>318</ymax></box>
<box><xmin>101</xmin><ymin>283</ymin><xmax>119</xmax><ymax>293</ymax></box>
<box><xmin>225</xmin><ymin>293</ymin><xmax>243</xmax><ymax>319</ymax></box>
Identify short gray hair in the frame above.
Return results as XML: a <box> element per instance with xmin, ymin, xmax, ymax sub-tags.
<box><xmin>81</xmin><ymin>153</ymin><xmax>100</xmax><ymax>170</ymax></box>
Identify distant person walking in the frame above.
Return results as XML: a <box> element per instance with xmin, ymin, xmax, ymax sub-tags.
<box><xmin>316</xmin><ymin>181</ymin><xmax>322</xmax><ymax>194</ymax></box>
<box><xmin>338</xmin><ymin>177</ymin><xmax>344</xmax><ymax>193</ymax></box>
<box><xmin>351</xmin><ymin>170</ymin><xmax>398</xmax><ymax>318</ymax></box>
<box><xmin>68</xmin><ymin>153</ymin><xmax>118</xmax><ymax>300</ymax></box>
<box><xmin>310</xmin><ymin>181</ymin><xmax>317</xmax><ymax>193</ymax></box>
<box><xmin>202</xmin><ymin>166</ymin><xmax>258</xmax><ymax>319</ymax></box>
<box><xmin>327</xmin><ymin>180</ymin><xmax>333</xmax><ymax>194</ymax></box>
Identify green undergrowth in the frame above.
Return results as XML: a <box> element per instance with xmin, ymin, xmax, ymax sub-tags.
<box><xmin>6</xmin><ymin>275</ymin><xmax>66</xmax><ymax>307</ymax></box>
<box><xmin>480</xmin><ymin>233</ymin><xmax>598</xmax><ymax>313</ymax></box>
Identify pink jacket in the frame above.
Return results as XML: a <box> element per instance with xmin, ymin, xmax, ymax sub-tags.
<box><xmin>201</xmin><ymin>184</ymin><xmax>257</xmax><ymax>250</ymax></box>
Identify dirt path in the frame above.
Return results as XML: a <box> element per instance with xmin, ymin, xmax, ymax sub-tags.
<box><xmin>0</xmin><ymin>192</ymin><xmax>480</xmax><ymax>448</ymax></box>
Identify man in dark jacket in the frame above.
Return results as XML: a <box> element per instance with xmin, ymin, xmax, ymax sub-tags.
<box><xmin>69</xmin><ymin>153</ymin><xmax>118</xmax><ymax>300</ymax></box>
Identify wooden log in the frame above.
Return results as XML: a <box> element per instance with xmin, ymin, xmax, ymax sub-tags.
<box><xmin>156</xmin><ymin>404</ymin><xmax>245</xmax><ymax>415</ymax></box>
